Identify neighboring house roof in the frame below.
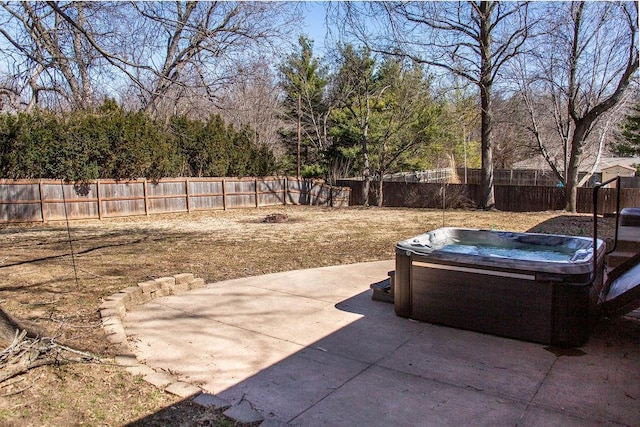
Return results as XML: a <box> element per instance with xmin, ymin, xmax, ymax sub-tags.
<box><xmin>513</xmin><ymin>156</ymin><xmax>640</xmax><ymax>172</ymax></box>
<box><xmin>598</xmin><ymin>157</ymin><xmax>640</xmax><ymax>170</ymax></box>
<box><xmin>512</xmin><ymin>156</ymin><xmax>553</xmax><ymax>170</ymax></box>
<box><xmin>601</xmin><ymin>163</ymin><xmax>637</xmax><ymax>172</ymax></box>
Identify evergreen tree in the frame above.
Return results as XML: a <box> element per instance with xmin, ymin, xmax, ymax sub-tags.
<box><xmin>331</xmin><ymin>44</ymin><xmax>380</xmax><ymax>206</ymax></box>
<box><xmin>331</xmin><ymin>47</ymin><xmax>445</xmax><ymax>205</ymax></box>
<box><xmin>611</xmin><ymin>103</ymin><xmax>640</xmax><ymax>157</ymax></box>
<box><xmin>279</xmin><ymin>36</ymin><xmax>331</xmax><ymax>176</ymax></box>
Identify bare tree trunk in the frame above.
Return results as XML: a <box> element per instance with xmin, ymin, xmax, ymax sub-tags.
<box><xmin>72</xmin><ymin>3</ymin><xmax>91</xmax><ymax>107</ymax></box>
<box><xmin>0</xmin><ymin>307</ymin><xmax>40</xmax><ymax>349</ymax></box>
<box><xmin>297</xmin><ymin>93</ymin><xmax>302</xmax><ymax>178</ymax></box>
<box><xmin>478</xmin><ymin>1</ymin><xmax>495</xmax><ymax>210</ymax></box>
<box><xmin>377</xmin><ymin>143</ymin><xmax>388</xmax><ymax>207</ymax></box>
<box><xmin>376</xmin><ymin>167</ymin><xmax>385</xmax><ymax>207</ymax></box>
<box><xmin>564</xmin><ymin>120</ymin><xmax>588</xmax><ymax>211</ymax></box>
<box><xmin>479</xmin><ymin>83</ymin><xmax>495</xmax><ymax>209</ymax></box>
<box><xmin>362</xmin><ymin>133</ymin><xmax>371</xmax><ymax>207</ymax></box>
<box><xmin>361</xmin><ymin>87</ymin><xmax>372</xmax><ymax>207</ymax></box>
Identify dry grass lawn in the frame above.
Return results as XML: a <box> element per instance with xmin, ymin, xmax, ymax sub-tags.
<box><xmin>0</xmin><ymin>206</ymin><xmax>614</xmax><ymax>426</ymax></box>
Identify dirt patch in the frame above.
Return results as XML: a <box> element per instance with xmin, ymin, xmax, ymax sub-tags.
<box><xmin>0</xmin><ymin>206</ymin><xmax>615</xmax><ymax>426</ymax></box>
<box><xmin>262</xmin><ymin>213</ymin><xmax>289</xmax><ymax>223</ymax></box>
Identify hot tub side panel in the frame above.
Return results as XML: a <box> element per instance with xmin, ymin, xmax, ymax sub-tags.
<box><xmin>394</xmin><ymin>249</ymin><xmax>602</xmax><ymax>346</ymax></box>
<box><xmin>551</xmin><ymin>282</ymin><xmax>590</xmax><ymax>346</ymax></box>
<box><xmin>407</xmin><ymin>258</ymin><xmax>554</xmax><ymax>344</ymax></box>
<box><xmin>394</xmin><ymin>251</ymin><xmax>412</xmax><ymax>318</ymax></box>
<box><xmin>550</xmin><ymin>259</ymin><xmax>604</xmax><ymax>347</ymax></box>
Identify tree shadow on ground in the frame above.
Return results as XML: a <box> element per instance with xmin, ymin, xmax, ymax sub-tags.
<box><xmin>527</xmin><ymin>214</ymin><xmax>615</xmax><ymax>241</ymax></box>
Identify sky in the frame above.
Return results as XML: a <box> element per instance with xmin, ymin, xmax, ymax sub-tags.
<box><xmin>301</xmin><ymin>2</ymin><xmax>331</xmax><ymax>54</ymax></box>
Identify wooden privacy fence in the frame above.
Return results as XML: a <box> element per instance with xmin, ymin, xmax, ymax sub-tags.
<box><xmin>0</xmin><ymin>177</ymin><xmax>350</xmax><ymax>223</ymax></box>
<box><xmin>456</xmin><ymin>168</ymin><xmax>594</xmax><ymax>187</ymax></box>
<box><xmin>337</xmin><ymin>180</ymin><xmax>640</xmax><ymax>214</ymax></box>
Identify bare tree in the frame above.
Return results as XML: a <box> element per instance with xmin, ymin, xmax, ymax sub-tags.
<box><xmin>516</xmin><ymin>1</ymin><xmax>638</xmax><ymax>211</ymax></box>
<box><xmin>123</xmin><ymin>1</ymin><xmax>300</xmax><ymax>120</ymax></box>
<box><xmin>0</xmin><ymin>1</ymin><xmax>301</xmax><ymax>116</ymax></box>
<box><xmin>333</xmin><ymin>1</ymin><xmax>532</xmax><ymax>209</ymax></box>
<box><xmin>491</xmin><ymin>93</ymin><xmax>535</xmax><ymax>169</ymax></box>
<box><xmin>218</xmin><ymin>59</ymin><xmax>287</xmax><ymax>160</ymax></box>
<box><xmin>0</xmin><ymin>2</ymin><xmax>115</xmax><ymax>110</ymax></box>
<box><xmin>0</xmin><ymin>77</ymin><xmax>21</xmax><ymax>112</ymax></box>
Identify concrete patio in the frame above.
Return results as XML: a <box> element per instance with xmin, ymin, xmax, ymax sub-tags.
<box><xmin>123</xmin><ymin>260</ymin><xmax>640</xmax><ymax>426</ymax></box>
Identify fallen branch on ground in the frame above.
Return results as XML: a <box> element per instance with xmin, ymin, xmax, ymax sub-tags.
<box><xmin>0</xmin><ymin>330</ymin><xmax>103</xmax><ymax>385</ymax></box>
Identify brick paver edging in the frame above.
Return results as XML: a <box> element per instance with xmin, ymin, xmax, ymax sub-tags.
<box><xmin>100</xmin><ymin>273</ymin><xmax>268</xmax><ymax>425</ymax></box>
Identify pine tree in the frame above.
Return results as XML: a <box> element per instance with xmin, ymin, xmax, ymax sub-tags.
<box><xmin>278</xmin><ymin>36</ymin><xmax>330</xmax><ymax>176</ymax></box>
<box><xmin>611</xmin><ymin>104</ymin><xmax>640</xmax><ymax>157</ymax></box>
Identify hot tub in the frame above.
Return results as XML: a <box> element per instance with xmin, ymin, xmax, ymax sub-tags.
<box><xmin>395</xmin><ymin>228</ymin><xmax>605</xmax><ymax>347</ymax></box>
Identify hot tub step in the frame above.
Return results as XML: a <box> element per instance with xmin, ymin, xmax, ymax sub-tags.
<box><xmin>606</xmin><ymin>250</ymin><xmax>640</xmax><ymax>269</ymax></box>
<box><xmin>370</xmin><ymin>272</ymin><xmax>395</xmax><ymax>304</ymax></box>
<box><xmin>614</xmin><ymin>226</ymin><xmax>640</xmax><ymax>252</ymax></box>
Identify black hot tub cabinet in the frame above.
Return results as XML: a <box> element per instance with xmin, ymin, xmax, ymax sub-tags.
<box><xmin>394</xmin><ymin>228</ymin><xmax>605</xmax><ymax>347</ymax></box>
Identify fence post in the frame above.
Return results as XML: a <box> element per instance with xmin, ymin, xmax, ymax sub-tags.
<box><xmin>185</xmin><ymin>178</ymin><xmax>191</xmax><ymax>213</ymax></box>
<box><xmin>97</xmin><ymin>179</ymin><xmax>102</xmax><ymax>220</ymax></box>
<box><xmin>222</xmin><ymin>178</ymin><xmax>226</xmax><ymax>211</ymax></box>
<box><xmin>39</xmin><ymin>179</ymin><xmax>46</xmax><ymax>222</ymax></box>
<box><xmin>143</xmin><ymin>179</ymin><xmax>149</xmax><ymax>216</ymax></box>
<box><xmin>255</xmin><ymin>178</ymin><xmax>259</xmax><ymax>208</ymax></box>
<box><xmin>283</xmin><ymin>176</ymin><xmax>287</xmax><ymax>206</ymax></box>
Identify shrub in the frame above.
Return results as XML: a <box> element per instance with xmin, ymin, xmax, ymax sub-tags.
<box><xmin>0</xmin><ymin>100</ymin><xmax>276</xmax><ymax>180</ymax></box>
